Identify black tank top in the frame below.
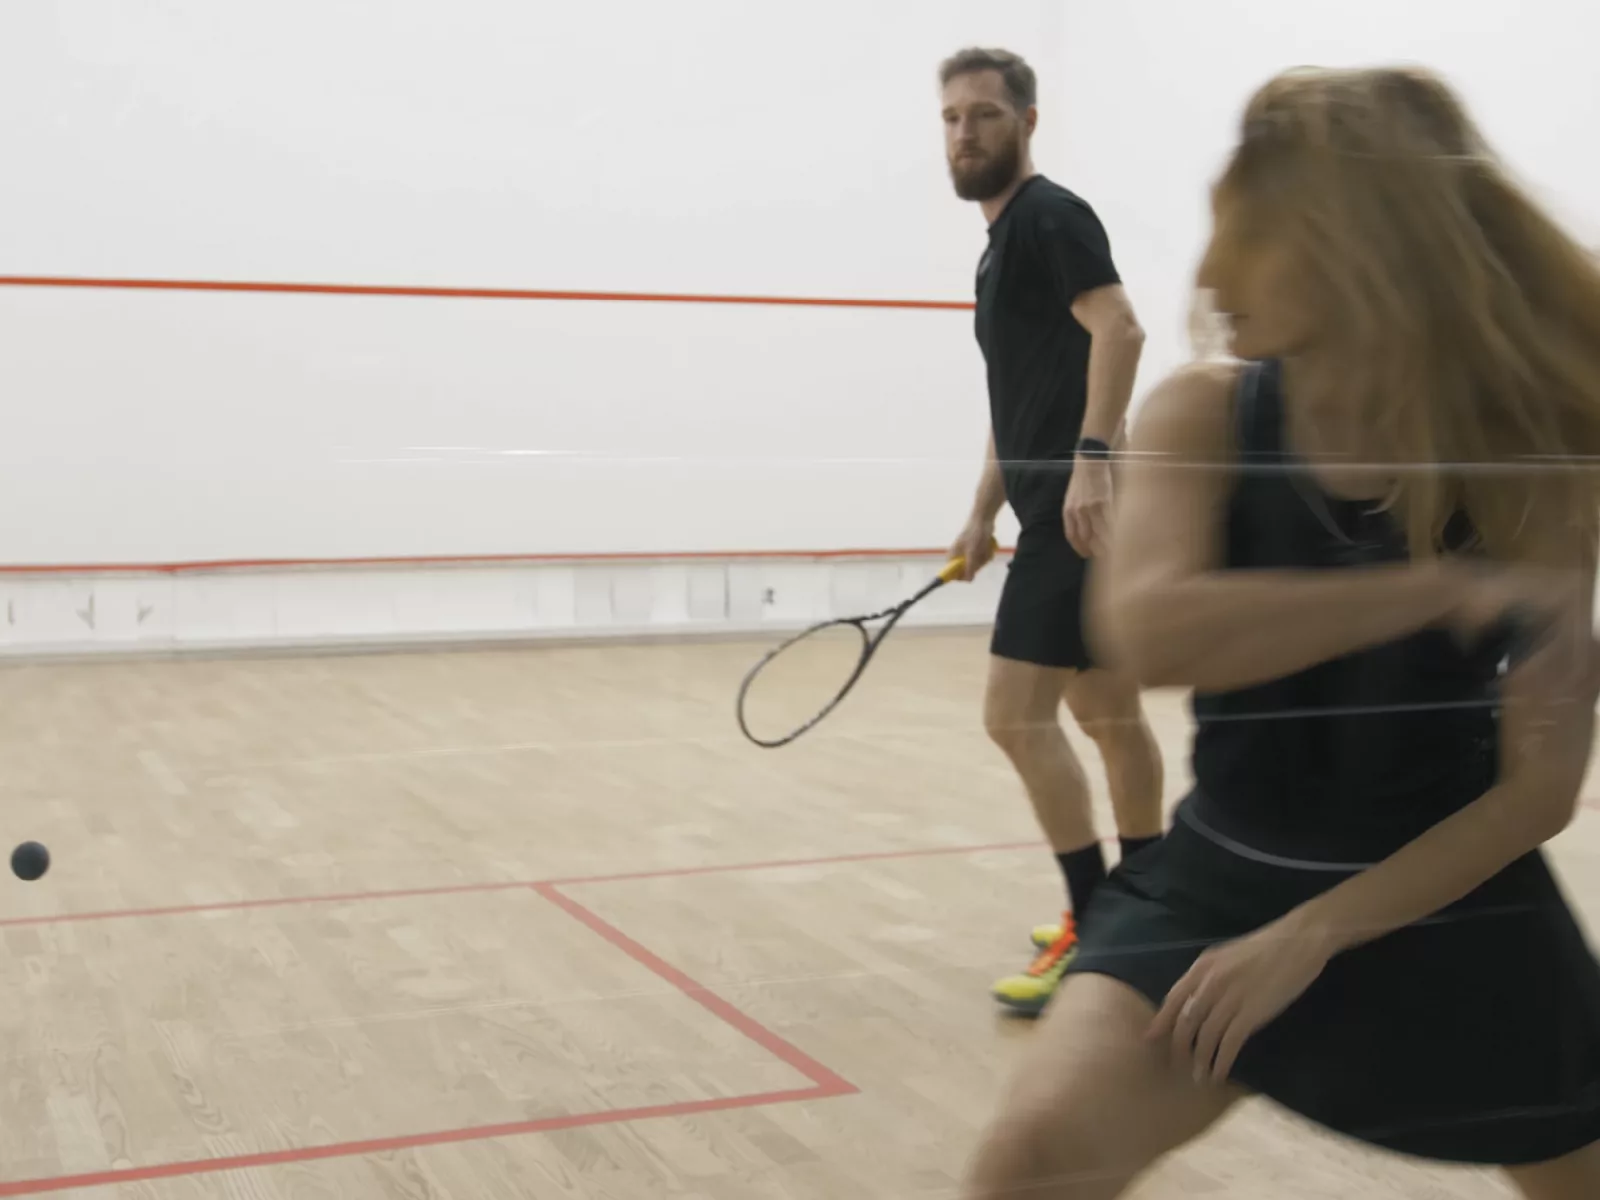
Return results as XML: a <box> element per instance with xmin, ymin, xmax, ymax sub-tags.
<box><xmin>1183</xmin><ymin>360</ymin><xmax>1503</xmax><ymax>866</ymax></box>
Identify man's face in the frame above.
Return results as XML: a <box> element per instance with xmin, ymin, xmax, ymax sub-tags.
<box><xmin>941</xmin><ymin>70</ymin><xmax>1030</xmax><ymax>201</ymax></box>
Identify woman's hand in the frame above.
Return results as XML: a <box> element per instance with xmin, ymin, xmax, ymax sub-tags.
<box><xmin>1445</xmin><ymin>562</ymin><xmax>1585</xmax><ymax>656</ymax></box>
<box><xmin>1146</xmin><ymin>920</ymin><xmax>1335</xmax><ymax>1084</ymax></box>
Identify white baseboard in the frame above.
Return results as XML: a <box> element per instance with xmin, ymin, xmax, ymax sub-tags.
<box><xmin>0</xmin><ymin>555</ymin><xmax>1008</xmax><ymax>660</ymax></box>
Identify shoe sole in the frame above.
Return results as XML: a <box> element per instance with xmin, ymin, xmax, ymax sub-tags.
<box><xmin>992</xmin><ymin>990</ymin><xmax>1051</xmax><ymax>1016</ymax></box>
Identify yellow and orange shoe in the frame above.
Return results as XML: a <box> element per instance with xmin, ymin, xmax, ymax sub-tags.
<box><xmin>1030</xmin><ymin>919</ymin><xmax>1066</xmax><ymax>950</ymax></box>
<box><xmin>993</xmin><ymin>913</ymin><xmax>1078</xmax><ymax>1015</ymax></box>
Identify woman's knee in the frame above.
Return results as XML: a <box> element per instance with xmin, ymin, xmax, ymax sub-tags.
<box><xmin>1506</xmin><ymin>1139</ymin><xmax>1600</xmax><ymax>1199</ymax></box>
<box><xmin>964</xmin><ymin>975</ymin><xmax>1239</xmax><ymax>1199</ymax></box>
<box><xmin>967</xmin><ymin>1099</ymin><xmax>1139</xmax><ymax>1199</ymax></box>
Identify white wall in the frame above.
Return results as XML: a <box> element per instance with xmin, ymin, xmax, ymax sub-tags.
<box><xmin>0</xmin><ymin>0</ymin><xmax>1055</xmax><ymax>567</ymax></box>
<box><xmin>3</xmin><ymin>1</ymin><xmax>1595</xmax><ymax>655</ymax></box>
<box><xmin>1057</xmin><ymin>0</ymin><xmax>1600</xmax><ymax>394</ymax></box>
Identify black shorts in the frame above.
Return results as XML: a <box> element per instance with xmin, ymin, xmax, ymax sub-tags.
<box><xmin>1068</xmin><ymin>803</ymin><xmax>1600</xmax><ymax>1165</ymax></box>
<box><xmin>990</xmin><ymin>522</ymin><xmax>1094</xmax><ymax>670</ymax></box>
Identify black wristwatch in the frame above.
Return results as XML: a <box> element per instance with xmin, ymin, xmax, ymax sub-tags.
<box><xmin>1075</xmin><ymin>436</ymin><xmax>1111</xmax><ymax>462</ymax></box>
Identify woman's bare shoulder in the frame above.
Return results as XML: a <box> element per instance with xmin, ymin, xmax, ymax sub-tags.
<box><xmin>1127</xmin><ymin>359</ymin><xmax>1242</xmax><ymax>461</ymax></box>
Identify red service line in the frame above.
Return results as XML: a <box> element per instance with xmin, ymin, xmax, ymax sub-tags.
<box><xmin>0</xmin><ymin>545</ymin><xmax>1015</xmax><ymax>577</ymax></box>
<box><xmin>0</xmin><ymin>273</ymin><xmax>975</xmax><ymax>312</ymax></box>
<box><xmin>0</xmin><ymin>838</ymin><xmax>1039</xmax><ymax>1196</ymax></box>
<box><xmin>535</xmin><ymin>882</ymin><xmax>855</xmax><ymax>1095</ymax></box>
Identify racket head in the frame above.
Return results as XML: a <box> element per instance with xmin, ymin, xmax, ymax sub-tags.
<box><xmin>734</xmin><ymin>541</ymin><xmax>997</xmax><ymax>748</ymax></box>
<box><xmin>735</xmin><ymin>618</ymin><xmax>872</xmax><ymax>747</ymax></box>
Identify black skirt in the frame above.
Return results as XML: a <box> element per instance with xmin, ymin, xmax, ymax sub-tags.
<box><xmin>1066</xmin><ymin>800</ymin><xmax>1600</xmax><ymax>1165</ymax></box>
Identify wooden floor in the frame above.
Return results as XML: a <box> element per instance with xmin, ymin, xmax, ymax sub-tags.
<box><xmin>2</xmin><ymin>629</ymin><xmax>1597</xmax><ymax>1198</ymax></box>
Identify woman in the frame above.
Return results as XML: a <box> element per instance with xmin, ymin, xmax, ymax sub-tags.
<box><xmin>963</xmin><ymin>66</ymin><xmax>1600</xmax><ymax>1199</ymax></box>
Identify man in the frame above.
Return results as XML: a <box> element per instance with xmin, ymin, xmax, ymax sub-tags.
<box><xmin>939</xmin><ymin>47</ymin><xmax>1165</xmax><ymax>1014</ymax></box>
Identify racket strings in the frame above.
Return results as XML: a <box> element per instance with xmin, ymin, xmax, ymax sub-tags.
<box><xmin>737</xmin><ymin>621</ymin><xmax>872</xmax><ymax>746</ymax></box>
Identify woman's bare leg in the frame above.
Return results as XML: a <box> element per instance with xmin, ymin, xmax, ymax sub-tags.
<box><xmin>964</xmin><ymin>973</ymin><xmax>1243</xmax><ymax>1199</ymax></box>
<box><xmin>1506</xmin><ymin>1140</ymin><xmax>1600</xmax><ymax>1199</ymax></box>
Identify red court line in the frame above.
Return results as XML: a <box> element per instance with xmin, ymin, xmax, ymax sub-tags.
<box><xmin>0</xmin><ymin>1088</ymin><xmax>832</xmax><ymax>1198</ymax></box>
<box><xmin>543</xmin><ymin>838</ymin><xmax>1044</xmax><ymax>888</ymax></box>
<box><xmin>0</xmin><ymin>878</ymin><xmax>530</xmax><ymax>929</ymax></box>
<box><xmin>0</xmin><ymin>274</ymin><xmax>974</xmax><ymax>312</ymax></box>
<box><xmin>534</xmin><ymin>883</ymin><xmax>857</xmax><ymax>1095</ymax></box>
<box><xmin>11</xmin><ymin>812</ymin><xmax>1600</xmax><ymax>1190</ymax></box>
<box><xmin>0</xmin><ymin>544</ymin><xmax>1015</xmax><ymax>577</ymax></box>
<box><xmin>0</xmin><ymin>839</ymin><xmax>1042</xmax><ymax>929</ymax></box>
<box><xmin>0</xmin><ymin>877</ymin><xmax>860</xmax><ymax>1196</ymax></box>
<box><xmin>41</xmin><ymin>811</ymin><xmax>1600</xmax><ymax>936</ymax></box>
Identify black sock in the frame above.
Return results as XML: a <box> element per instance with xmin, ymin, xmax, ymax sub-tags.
<box><xmin>1056</xmin><ymin>844</ymin><xmax>1107</xmax><ymax>916</ymax></box>
<box><xmin>1119</xmin><ymin>834</ymin><xmax>1161</xmax><ymax>863</ymax></box>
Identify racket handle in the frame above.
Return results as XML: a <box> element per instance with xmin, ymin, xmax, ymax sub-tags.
<box><xmin>939</xmin><ymin>536</ymin><xmax>1000</xmax><ymax>583</ymax></box>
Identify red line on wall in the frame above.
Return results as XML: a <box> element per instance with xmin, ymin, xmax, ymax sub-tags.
<box><xmin>0</xmin><ymin>274</ymin><xmax>975</xmax><ymax>312</ymax></box>
<box><xmin>0</xmin><ymin>276</ymin><xmax>978</xmax><ymax>578</ymax></box>
<box><xmin>0</xmin><ymin>545</ymin><xmax>1013</xmax><ymax>577</ymax></box>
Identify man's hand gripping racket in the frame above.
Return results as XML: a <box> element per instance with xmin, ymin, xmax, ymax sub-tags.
<box><xmin>735</xmin><ymin>539</ymin><xmax>998</xmax><ymax>748</ymax></box>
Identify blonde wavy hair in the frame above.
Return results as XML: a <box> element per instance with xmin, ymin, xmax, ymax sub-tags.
<box><xmin>1195</xmin><ymin>65</ymin><xmax>1600</xmax><ymax>559</ymax></box>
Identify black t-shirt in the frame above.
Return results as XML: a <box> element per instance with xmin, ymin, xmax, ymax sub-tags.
<box><xmin>974</xmin><ymin>175</ymin><xmax>1121</xmax><ymax>526</ymax></box>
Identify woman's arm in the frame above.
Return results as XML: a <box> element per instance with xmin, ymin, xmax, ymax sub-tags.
<box><xmin>1135</xmin><ymin>374</ymin><xmax>1600</xmax><ymax>1082</ymax></box>
<box><xmin>1089</xmin><ymin>362</ymin><xmax>1466</xmax><ymax>690</ymax></box>
<box><xmin>1282</xmin><ymin>513</ymin><xmax>1600</xmax><ymax>956</ymax></box>
<box><xmin>1157</xmin><ymin>607</ymin><xmax>1600</xmax><ymax>1084</ymax></box>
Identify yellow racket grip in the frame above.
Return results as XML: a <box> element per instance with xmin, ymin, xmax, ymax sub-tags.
<box><xmin>938</xmin><ymin>536</ymin><xmax>1000</xmax><ymax>583</ymax></box>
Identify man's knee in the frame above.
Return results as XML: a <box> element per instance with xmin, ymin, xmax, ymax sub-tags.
<box><xmin>983</xmin><ymin>658</ymin><xmax>1070</xmax><ymax>758</ymax></box>
<box><xmin>1063</xmin><ymin>669</ymin><xmax>1146</xmax><ymax>745</ymax></box>
<box><xmin>982</xmin><ymin>692</ymin><xmax>1050</xmax><ymax>756</ymax></box>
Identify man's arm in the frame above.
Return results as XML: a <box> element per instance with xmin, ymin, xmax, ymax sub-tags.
<box><xmin>1058</xmin><ymin>285</ymin><xmax>1143</xmax><ymax>555</ymax></box>
<box><xmin>1031</xmin><ymin>200</ymin><xmax>1143</xmax><ymax>555</ymax></box>
<box><xmin>947</xmin><ymin>431</ymin><xmax>1007</xmax><ymax>581</ymax></box>
<box><xmin>1030</xmin><ymin>200</ymin><xmax>1144</xmax><ymax>449</ymax></box>
<box><xmin>969</xmin><ymin>430</ymin><xmax>1006</xmax><ymax>526</ymax></box>
<box><xmin>1071</xmin><ymin>283</ymin><xmax>1145</xmax><ymax>446</ymax></box>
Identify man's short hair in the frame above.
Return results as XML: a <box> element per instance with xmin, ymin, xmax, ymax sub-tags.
<box><xmin>938</xmin><ymin>48</ymin><xmax>1037</xmax><ymax>111</ymax></box>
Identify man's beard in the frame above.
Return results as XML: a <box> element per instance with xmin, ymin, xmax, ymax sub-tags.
<box><xmin>948</xmin><ymin>134</ymin><xmax>1022</xmax><ymax>201</ymax></box>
